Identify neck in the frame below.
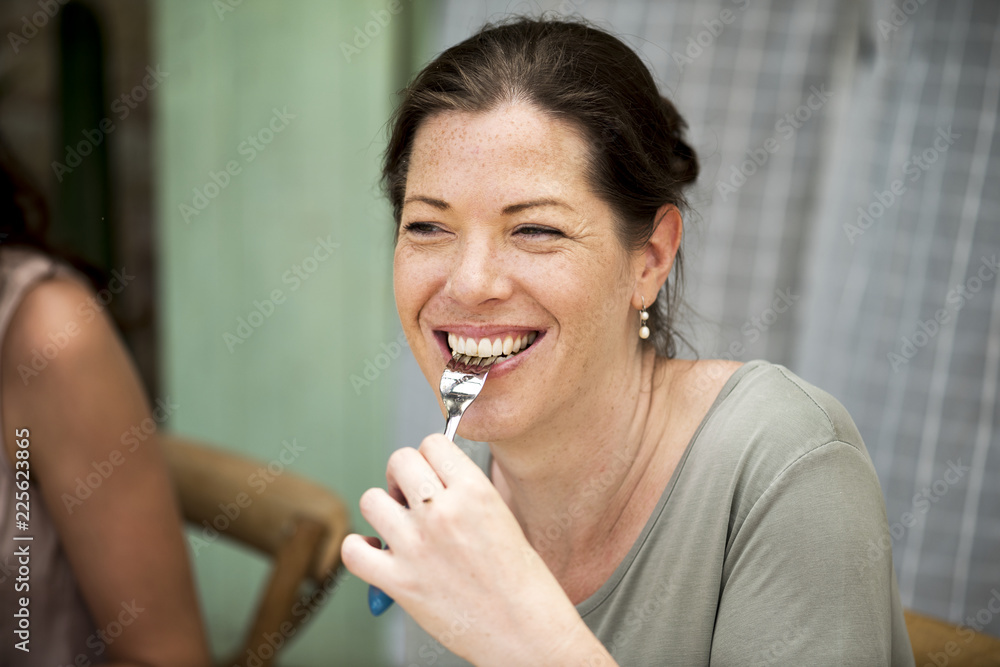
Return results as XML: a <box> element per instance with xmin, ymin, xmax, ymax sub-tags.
<box><xmin>489</xmin><ymin>348</ymin><xmax>680</xmax><ymax>585</ymax></box>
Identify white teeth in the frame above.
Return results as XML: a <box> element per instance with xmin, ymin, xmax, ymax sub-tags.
<box><xmin>446</xmin><ymin>332</ymin><xmax>539</xmax><ymax>358</ymax></box>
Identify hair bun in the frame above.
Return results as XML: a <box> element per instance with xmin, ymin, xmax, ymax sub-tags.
<box><xmin>658</xmin><ymin>96</ymin><xmax>699</xmax><ymax>187</ymax></box>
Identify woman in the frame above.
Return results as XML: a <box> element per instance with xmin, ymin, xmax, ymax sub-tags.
<box><xmin>341</xmin><ymin>18</ymin><xmax>914</xmax><ymax>666</ymax></box>
<box><xmin>0</xmin><ymin>140</ymin><xmax>210</xmax><ymax>665</ymax></box>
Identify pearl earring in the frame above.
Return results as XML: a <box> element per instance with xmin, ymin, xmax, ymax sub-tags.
<box><xmin>639</xmin><ymin>297</ymin><xmax>650</xmax><ymax>340</ymax></box>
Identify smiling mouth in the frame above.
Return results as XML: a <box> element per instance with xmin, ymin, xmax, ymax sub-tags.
<box><xmin>442</xmin><ymin>331</ymin><xmax>539</xmax><ymax>366</ymax></box>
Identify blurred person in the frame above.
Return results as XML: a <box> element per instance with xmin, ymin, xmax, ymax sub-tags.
<box><xmin>341</xmin><ymin>18</ymin><xmax>914</xmax><ymax>666</ymax></box>
<box><xmin>0</xmin><ymin>138</ymin><xmax>211</xmax><ymax>665</ymax></box>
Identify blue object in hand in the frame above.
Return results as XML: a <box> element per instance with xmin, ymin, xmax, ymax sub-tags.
<box><xmin>368</xmin><ymin>542</ymin><xmax>394</xmax><ymax>615</ymax></box>
<box><xmin>368</xmin><ymin>584</ymin><xmax>394</xmax><ymax>616</ymax></box>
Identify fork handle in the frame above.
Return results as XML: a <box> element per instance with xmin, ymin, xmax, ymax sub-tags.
<box><xmin>443</xmin><ymin>413</ymin><xmax>462</xmax><ymax>441</ymax></box>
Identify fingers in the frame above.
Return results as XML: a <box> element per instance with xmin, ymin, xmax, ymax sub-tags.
<box><xmin>347</xmin><ymin>436</ymin><xmax>496</xmax><ymax>617</ymax></box>
<box><xmin>358</xmin><ymin>487</ymin><xmax>409</xmax><ymax>543</ymax></box>
<box><xmin>340</xmin><ymin>533</ymin><xmax>392</xmax><ymax>585</ymax></box>
<box><xmin>419</xmin><ymin>434</ymin><xmax>489</xmax><ymax>487</ymax></box>
<box><xmin>387</xmin><ymin>446</ymin><xmax>445</xmax><ymax>505</ymax></box>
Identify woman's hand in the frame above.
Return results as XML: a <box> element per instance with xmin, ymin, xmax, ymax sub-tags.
<box><xmin>341</xmin><ymin>434</ymin><xmax>614</xmax><ymax>666</ymax></box>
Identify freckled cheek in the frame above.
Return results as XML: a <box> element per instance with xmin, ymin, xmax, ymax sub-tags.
<box><xmin>512</xmin><ymin>255</ymin><xmax>595</xmax><ymax>324</ymax></box>
<box><xmin>531</xmin><ymin>257</ymin><xmax>623</xmax><ymax>340</ymax></box>
<box><xmin>393</xmin><ymin>250</ymin><xmax>447</xmax><ymax>323</ymax></box>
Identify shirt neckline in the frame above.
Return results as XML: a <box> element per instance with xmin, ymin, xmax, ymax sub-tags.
<box><xmin>477</xmin><ymin>360</ymin><xmax>767</xmax><ymax>615</ymax></box>
<box><xmin>574</xmin><ymin>359</ymin><xmax>767</xmax><ymax>616</ymax></box>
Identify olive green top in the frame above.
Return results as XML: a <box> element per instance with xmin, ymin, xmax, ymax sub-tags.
<box><xmin>402</xmin><ymin>360</ymin><xmax>914</xmax><ymax>666</ymax></box>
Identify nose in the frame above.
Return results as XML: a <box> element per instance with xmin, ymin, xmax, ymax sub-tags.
<box><xmin>443</xmin><ymin>235</ymin><xmax>512</xmax><ymax>309</ymax></box>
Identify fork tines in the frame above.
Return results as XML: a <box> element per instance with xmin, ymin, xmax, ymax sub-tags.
<box><xmin>449</xmin><ymin>353</ymin><xmax>501</xmax><ymax>373</ymax></box>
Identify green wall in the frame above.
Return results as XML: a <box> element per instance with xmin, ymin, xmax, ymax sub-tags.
<box><xmin>155</xmin><ymin>1</ymin><xmax>418</xmax><ymax>663</ymax></box>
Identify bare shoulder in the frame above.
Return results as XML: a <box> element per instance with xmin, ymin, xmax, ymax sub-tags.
<box><xmin>1</xmin><ymin>276</ymin><xmax>106</xmax><ymax>367</ymax></box>
<box><xmin>1</xmin><ymin>277</ymin><xmax>139</xmax><ymax>460</ymax></box>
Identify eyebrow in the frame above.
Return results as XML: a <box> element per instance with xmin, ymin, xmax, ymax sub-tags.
<box><xmin>402</xmin><ymin>196</ymin><xmax>574</xmax><ymax>215</ymax></box>
<box><xmin>403</xmin><ymin>195</ymin><xmax>450</xmax><ymax>210</ymax></box>
<box><xmin>502</xmin><ymin>199</ymin><xmax>575</xmax><ymax>215</ymax></box>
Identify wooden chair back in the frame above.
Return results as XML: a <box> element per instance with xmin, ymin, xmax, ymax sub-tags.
<box><xmin>163</xmin><ymin>434</ymin><xmax>350</xmax><ymax>667</ymax></box>
<box><xmin>905</xmin><ymin>608</ymin><xmax>1000</xmax><ymax>667</ymax></box>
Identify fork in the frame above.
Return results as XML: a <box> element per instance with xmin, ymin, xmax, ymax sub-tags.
<box><xmin>368</xmin><ymin>353</ymin><xmax>498</xmax><ymax>616</ymax></box>
<box><xmin>440</xmin><ymin>352</ymin><xmax>497</xmax><ymax>439</ymax></box>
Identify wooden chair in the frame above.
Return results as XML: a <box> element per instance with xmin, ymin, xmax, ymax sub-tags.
<box><xmin>905</xmin><ymin>608</ymin><xmax>1000</xmax><ymax>667</ymax></box>
<box><xmin>162</xmin><ymin>433</ymin><xmax>351</xmax><ymax>667</ymax></box>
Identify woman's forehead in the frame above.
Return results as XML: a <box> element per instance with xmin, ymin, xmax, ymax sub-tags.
<box><xmin>406</xmin><ymin>104</ymin><xmax>593</xmax><ymax>208</ymax></box>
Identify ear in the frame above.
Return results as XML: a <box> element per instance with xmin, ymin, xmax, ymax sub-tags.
<box><xmin>632</xmin><ymin>204</ymin><xmax>682</xmax><ymax>309</ymax></box>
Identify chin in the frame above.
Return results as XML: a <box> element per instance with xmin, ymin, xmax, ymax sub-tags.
<box><xmin>450</xmin><ymin>396</ymin><xmax>537</xmax><ymax>443</ymax></box>
<box><xmin>455</xmin><ymin>421</ymin><xmax>520</xmax><ymax>444</ymax></box>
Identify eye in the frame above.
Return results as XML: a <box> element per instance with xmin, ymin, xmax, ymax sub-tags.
<box><xmin>401</xmin><ymin>221</ymin><xmax>445</xmax><ymax>235</ymax></box>
<box><xmin>515</xmin><ymin>225</ymin><xmax>564</xmax><ymax>238</ymax></box>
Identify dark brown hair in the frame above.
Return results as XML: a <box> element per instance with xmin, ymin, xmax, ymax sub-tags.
<box><xmin>382</xmin><ymin>16</ymin><xmax>699</xmax><ymax>357</ymax></box>
<box><xmin>0</xmin><ymin>136</ymin><xmax>103</xmax><ymax>287</ymax></box>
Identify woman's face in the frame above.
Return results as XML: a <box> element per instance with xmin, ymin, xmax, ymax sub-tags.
<box><xmin>394</xmin><ymin>102</ymin><xmax>642</xmax><ymax>441</ymax></box>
